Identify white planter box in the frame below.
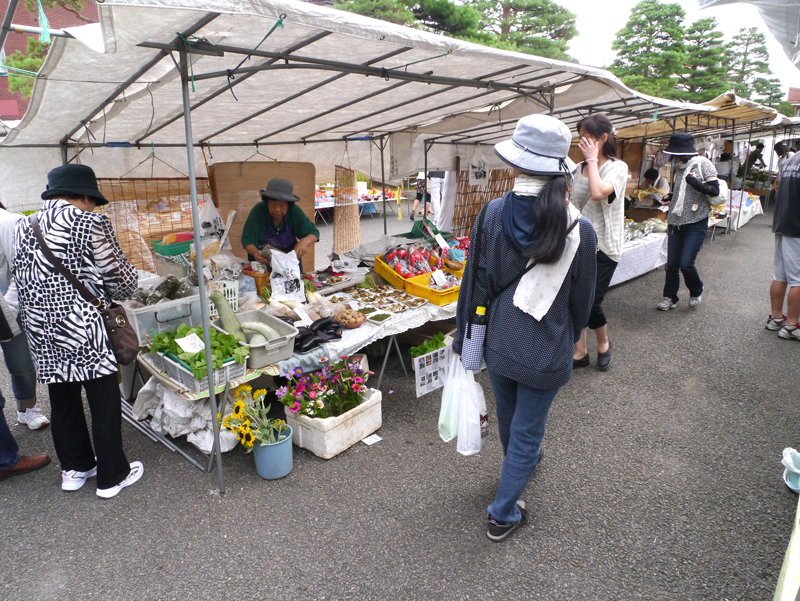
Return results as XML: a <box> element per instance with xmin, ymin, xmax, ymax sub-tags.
<box><xmin>284</xmin><ymin>388</ymin><xmax>382</xmax><ymax>459</ymax></box>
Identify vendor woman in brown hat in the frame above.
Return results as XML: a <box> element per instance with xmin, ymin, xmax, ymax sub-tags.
<box><xmin>241</xmin><ymin>178</ymin><xmax>319</xmax><ymax>269</ymax></box>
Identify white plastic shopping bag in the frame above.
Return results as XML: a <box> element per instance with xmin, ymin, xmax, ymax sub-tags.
<box><xmin>456</xmin><ymin>366</ymin><xmax>488</xmax><ymax>456</ymax></box>
<box><xmin>269</xmin><ymin>250</ymin><xmax>306</xmax><ymax>303</ymax></box>
<box><xmin>438</xmin><ymin>352</ymin><xmax>462</xmax><ymax>442</ymax></box>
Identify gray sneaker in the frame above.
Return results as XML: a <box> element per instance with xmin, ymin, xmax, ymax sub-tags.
<box><xmin>779</xmin><ymin>325</ymin><xmax>800</xmax><ymax>341</ymax></box>
<box><xmin>766</xmin><ymin>316</ymin><xmax>786</xmax><ymax>331</ymax></box>
<box><xmin>657</xmin><ymin>297</ymin><xmax>677</xmax><ymax>311</ymax></box>
<box><xmin>688</xmin><ymin>295</ymin><xmax>702</xmax><ymax>308</ymax></box>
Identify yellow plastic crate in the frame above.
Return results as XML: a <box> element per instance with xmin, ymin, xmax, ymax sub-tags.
<box><xmin>374</xmin><ymin>255</ymin><xmax>410</xmax><ymax>290</ymax></box>
<box><xmin>405</xmin><ymin>272</ymin><xmax>460</xmax><ymax>306</ymax></box>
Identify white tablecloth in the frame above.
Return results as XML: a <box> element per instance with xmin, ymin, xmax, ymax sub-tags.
<box><xmin>271</xmin><ymin>301</ymin><xmax>457</xmax><ymax>375</ymax></box>
<box><xmin>727</xmin><ymin>192</ymin><xmax>764</xmax><ymax>231</ymax></box>
<box><xmin>610</xmin><ymin>233</ymin><xmax>667</xmax><ymax>287</ymax></box>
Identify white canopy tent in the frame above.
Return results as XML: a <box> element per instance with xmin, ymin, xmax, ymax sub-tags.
<box><xmin>0</xmin><ymin>0</ymin><xmax>762</xmax><ymax>491</ymax></box>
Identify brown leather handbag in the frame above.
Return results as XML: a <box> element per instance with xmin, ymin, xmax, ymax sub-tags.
<box><xmin>30</xmin><ymin>214</ymin><xmax>139</xmax><ymax>365</ymax></box>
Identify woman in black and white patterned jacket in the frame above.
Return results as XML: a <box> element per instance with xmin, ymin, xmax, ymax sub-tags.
<box><xmin>12</xmin><ymin>165</ymin><xmax>143</xmax><ymax>499</ymax></box>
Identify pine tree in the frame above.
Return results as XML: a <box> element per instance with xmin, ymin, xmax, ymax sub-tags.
<box><xmin>5</xmin><ymin>38</ymin><xmax>49</xmax><ymax>97</ymax></box>
<box><xmin>468</xmin><ymin>0</ymin><xmax>577</xmax><ymax>61</ymax></box>
<box><xmin>334</xmin><ymin>0</ymin><xmax>415</xmax><ymax>26</ymax></box>
<box><xmin>673</xmin><ymin>17</ymin><xmax>727</xmax><ymax>102</ymax></box>
<box><xmin>725</xmin><ymin>27</ymin><xmax>771</xmax><ymax>100</ymax></box>
<box><xmin>609</xmin><ymin>0</ymin><xmax>686</xmax><ymax>98</ymax></box>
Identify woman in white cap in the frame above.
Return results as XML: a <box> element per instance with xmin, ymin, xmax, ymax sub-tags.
<box><xmin>657</xmin><ymin>133</ymin><xmax>719</xmax><ymax>311</ymax></box>
<box><xmin>454</xmin><ymin>114</ymin><xmax>597</xmax><ymax>542</ymax></box>
<box><xmin>571</xmin><ymin>114</ymin><xmax>629</xmax><ymax>371</ymax></box>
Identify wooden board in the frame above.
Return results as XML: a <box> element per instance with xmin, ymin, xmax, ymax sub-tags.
<box><xmin>208</xmin><ymin>162</ymin><xmax>316</xmax><ymax>270</ymax></box>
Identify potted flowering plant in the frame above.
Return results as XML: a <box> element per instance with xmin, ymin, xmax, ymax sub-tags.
<box><xmin>276</xmin><ymin>357</ymin><xmax>382</xmax><ymax>459</ymax></box>
<box><xmin>223</xmin><ymin>385</ymin><xmax>293</xmax><ymax>479</ymax></box>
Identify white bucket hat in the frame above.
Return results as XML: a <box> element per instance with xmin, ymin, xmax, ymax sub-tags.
<box><xmin>494</xmin><ymin>114</ymin><xmax>577</xmax><ymax>176</ymax></box>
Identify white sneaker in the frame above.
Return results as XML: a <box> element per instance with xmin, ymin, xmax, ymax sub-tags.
<box><xmin>657</xmin><ymin>297</ymin><xmax>677</xmax><ymax>311</ymax></box>
<box><xmin>779</xmin><ymin>325</ymin><xmax>800</xmax><ymax>341</ymax></box>
<box><xmin>17</xmin><ymin>407</ymin><xmax>50</xmax><ymax>430</ymax></box>
<box><xmin>767</xmin><ymin>315</ymin><xmax>786</xmax><ymax>331</ymax></box>
<box><xmin>96</xmin><ymin>461</ymin><xmax>143</xmax><ymax>499</ymax></box>
<box><xmin>62</xmin><ymin>466</ymin><xmax>98</xmax><ymax>491</ymax></box>
<box><xmin>688</xmin><ymin>295</ymin><xmax>702</xmax><ymax>308</ymax></box>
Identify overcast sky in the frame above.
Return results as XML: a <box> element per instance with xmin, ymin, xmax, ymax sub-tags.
<box><xmin>560</xmin><ymin>0</ymin><xmax>800</xmax><ymax>93</ymax></box>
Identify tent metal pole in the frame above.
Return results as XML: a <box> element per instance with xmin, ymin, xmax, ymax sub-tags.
<box><xmin>736</xmin><ymin>121</ymin><xmax>756</xmax><ymax>232</ymax></box>
<box><xmin>726</xmin><ymin>119</ymin><xmax>736</xmax><ymax>235</ymax></box>
<box><xmin>423</xmin><ymin>140</ymin><xmax>429</xmax><ymax>218</ymax></box>
<box><xmin>179</xmin><ymin>44</ymin><xmax>225</xmax><ymax>494</ymax></box>
<box><xmin>0</xmin><ymin>0</ymin><xmax>20</xmax><ymax>56</ymax></box>
<box><xmin>380</xmin><ymin>136</ymin><xmax>388</xmax><ymax>236</ymax></box>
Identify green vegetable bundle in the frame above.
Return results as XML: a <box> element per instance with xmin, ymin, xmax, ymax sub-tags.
<box><xmin>410</xmin><ymin>332</ymin><xmax>446</xmax><ymax>358</ymax></box>
<box><xmin>149</xmin><ymin>324</ymin><xmax>249</xmax><ymax>381</ymax></box>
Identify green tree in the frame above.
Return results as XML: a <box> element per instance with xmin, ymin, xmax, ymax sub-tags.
<box><xmin>410</xmin><ymin>0</ymin><xmax>483</xmax><ymax>37</ymax></box>
<box><xmin>24</xmin><ymin>1</ymin><xmax>91</xmax><ymax>23</ymax></box>
<box><xmin>609</xmin><ymin>0</ymin><xmax>686</xmax><ymax>98</ymax></box>
<box><xmin>4</xmin><ymin>38</ymin><xmax>48</xmax><ymax>97</ymax></box>
<box><xmin>468</xmin><ymin>0</ymin><xmax>577</xmax><ymax>61</ymax></box>
<box><xmin>725</xmin><ymin>27</ymin><xmax>771</xmax><ymax>100</ymax></box>
<box><xmin>752</xmin><ymin>77</ymin><xmax>793</xmax><ymax>115</ymax></box>
<box><xmin>673</xmin><ymin>17</ymin><xmax>727</xmax><ymax>102</ymax></box>
<box><xmin>333</xmin><ymin>0</ymin><xmax>415</xmax><ymax>26</ymax></box>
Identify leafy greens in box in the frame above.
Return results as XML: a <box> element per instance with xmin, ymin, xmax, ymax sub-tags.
<box><xmin>409</xmin><ymin>332</ymin><xmax>447</xmax><ymax>358</ymax></box>
<box><xmin>149</xmin><ymin>324</ymin><xmax>249</xmax><ymax>381</ymax></box>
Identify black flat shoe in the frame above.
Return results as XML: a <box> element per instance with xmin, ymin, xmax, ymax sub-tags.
<box><xmin>597</xmin><ymin>344</ymin><xmax>612</xmax><ymax>371</ymax></box>
<box><xmin>573</xmin><ymin>355</ymin><xmax>590</xmax><ymax>368</ymax></box>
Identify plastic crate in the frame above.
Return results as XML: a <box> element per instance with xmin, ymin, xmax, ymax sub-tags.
<box><xmin>242</xmin><ymin>270</ymin><xmax>270</xmax><ymax>296</ymax></box>
<box><xmin>207</xmin><ymin>280</ymin><xmax>239</xmax><ymax>317</ymax></box>
<box><xmin>152</xmin><ymin>238</ymin><xmax>194</xmax><ymax>257</ymax></box>
<box><xmin>163</xmin><ymin>354</ymin><xmax>248</xmax><ymax>394</ymax></box>
<box><xmin>212</xmin><ymin>310</ymin><xmax>298</xmax><ymax>369</ymax></box>
<box><xmin>374</xmin><ymin>255</ymin><xmax>410</xmax><ymax>290</ymax></box>
<box><xmin>125</xmin><ymin>289</ymin><xmax>203</xmax><ymax>348</ymax></box>
<box><xmin>404</xmin><ymin>272</ymin><xmax>460</xmax><ymax>306</ymax></box>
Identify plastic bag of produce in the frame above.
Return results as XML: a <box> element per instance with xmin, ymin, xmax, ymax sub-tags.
<box><xmin>438</xmin><ymin>353</ymin><xmax>462</xmax><ymax>442</ymax></box>
<box><xmin>456</xmin><ymin>358</ymin><xmax>488</xmax><ymax>455</ymax></box>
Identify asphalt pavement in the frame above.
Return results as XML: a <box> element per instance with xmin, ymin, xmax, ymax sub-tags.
<box><xmin>3</xmin><ymin>207</ymin><xmax>798</xmax><ymax>600</ymax></box>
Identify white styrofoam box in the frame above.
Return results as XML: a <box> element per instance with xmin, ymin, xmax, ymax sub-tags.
<box><xmin>212</xmin><ymin>310</ymin><xmax>298</xmax><ymax>369</ymax></box>
<box><xmin>284</xmin><ymin>388</ymin><xmax>382</xmax><ymax>460</ymax></box>
<box><xmin>125</xmin><ymin>292</ymin><xmax>203</xmax><ymax>347</ymax></box>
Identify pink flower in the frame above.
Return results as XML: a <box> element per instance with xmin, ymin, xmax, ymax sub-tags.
<box><xmin>309</xmin><ymin>391</ymin><xmax>317</xmax><ymax>399</ymax></box>
<box><xmin>353</xmin><ymin>376</ymin><xmax>364</xmax><ymax>384</ymax></box>
<box><xmin>319</xmin><ymin>356</ymin><xmax>329</xmax><ymax>363</ymax></box>
<box><xmin>352</xmin><ymin>383</ymin><xmax>362</xmax><ymax>392</ymax></box>
<box><xmin>290</xmin><ymin>402</ymin><xmax>301</xmax><ymax>414</ymax></box>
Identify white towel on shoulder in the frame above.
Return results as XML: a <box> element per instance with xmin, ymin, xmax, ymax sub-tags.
<box><xmin>513</xmin><ymin>203</ymin><xmax>582</xmax><ymax>321</ymax></box>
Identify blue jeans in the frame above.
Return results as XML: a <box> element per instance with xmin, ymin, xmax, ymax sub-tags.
<box><xmin>0</xmin><ymin>319</ymin><xmax>37</xmax><ymax>410</ymax></box>
<box><xmin>0</xmin><ymin>386</ymin><xmax>20</xmax><ymax>471</ymax></box>
<box><xmin>487</xmin><ymin>370</ymin><xmax>558</xmax><ymax>523</ymax></box>
<box><xmin>663</xmin><ymin>218</ymin><xmax>708</xmax><ymax>303</ymax></box>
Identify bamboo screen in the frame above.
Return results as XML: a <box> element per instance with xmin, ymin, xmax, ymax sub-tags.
<box><xmin>452</xmin><ymin>169</ymin><xmax>514</xmax><ymax>237</ymax></box>
<box><xmin>333</xmin><ymin>165</ymin><xmax>362</xmax><ymax>254</ymax></box>
<box><xmin>97</xmin><ymin>178</ymin><xmax>211</xmax><ymax>271</ymax></box>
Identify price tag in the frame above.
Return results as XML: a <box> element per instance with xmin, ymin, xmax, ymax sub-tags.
<box><xmin>175</xmin><ymin>333</ymin><xmax>206</xmax><ymax>354</ymax></box>
<box><xmin>434</xmin><ymin>233</ymin><xmax>450</xmax><ymax>250</ymax></box>
<box><xmin>443</xmin><ymin>334</ymin><xmax>454</xmax><ymax>346</ymax></box>
<box><xmin>431</xmin><ymin>270</ymin><xmax>448</xmax><ymax>287</ymax></box>
<box><xmin>349</xmin><ymin>301</ymin><xmax>361</xmax><ymax>310</ymax></box>
<box><xmin>293</xmin><ymin>304</ymin><xmax>314</xmax><ymax>327</ymax></box>
<box><xmin>202</xmin><ymin>267</ymin><xmax>213</xmax><ymax>281</ymax></box>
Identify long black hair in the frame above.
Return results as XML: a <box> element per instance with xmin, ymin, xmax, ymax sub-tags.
<box><xmin>577</xmin><ymin>114</ymin><xmax>617</xmax><ymax>160</ymax></box>
<box><xmin>524</xmin><ymin>175</ymin><xmax>569</xmax><ymax>264</ymax></box>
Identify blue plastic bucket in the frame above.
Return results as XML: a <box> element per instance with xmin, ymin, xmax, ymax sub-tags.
<box><xmin>251</xmin><ymin>425</ymin><xmax>293</xmax><ymax>480</ymax></box>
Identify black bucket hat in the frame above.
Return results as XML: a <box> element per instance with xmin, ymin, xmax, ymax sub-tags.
<box><xmin>664</xmin><ymin>133</ymin><xmax>697</xmax><ymax>156</ymax></box>
<box><xmin>41</xmin><ymin>164</ymin><xmax>109</xmax><ymax>206</ymax></box>
<box><xmin>260</xmin><ymin>178</ymin><xmax>300</xmax><ymax>203</ymax></box>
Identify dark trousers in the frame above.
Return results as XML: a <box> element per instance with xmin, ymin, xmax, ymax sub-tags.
<box><xmin>663</xmin><ymin>218</ymin><xmax>708</xmax><ymax>303</ymax></box>
<box><xmin>587</xmin><ymin>250</ymin><xmax>618</xmax><ymax>330</ymax></box>
<box><xmin>48</xmin><ymin>373</ymin><xmax>130</xmax><ymax>489</ymax></box>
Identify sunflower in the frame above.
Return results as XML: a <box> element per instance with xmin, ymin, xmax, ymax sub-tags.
<box><xmin>234</xmin><ymin>384</ymin><xmax>252</xmax><ymax>402</ymax></box>
<box><xmin>241</xmin><ymin>427</ymin><xmax>255</xmax><ymax>448</ymax></box>
<box><xmin>232</xmin><ymin>400</ymin><xmax>245</xmax><ymax>418</ymax></box>
<box><xmin>254</xmin><ymin>389</ymin><xmax>267</xmax><ymax>403</ymax></box>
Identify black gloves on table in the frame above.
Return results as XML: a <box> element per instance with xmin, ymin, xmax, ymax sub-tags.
<box><xmin>685</xmin><ymin>174</ymin><xmax>720</xmax><ymax>197</ymax></box>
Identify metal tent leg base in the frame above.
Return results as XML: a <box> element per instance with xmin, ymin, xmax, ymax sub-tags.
<box><xmin>376</xmin><ymin>335</ymin><xmax>408</xmax><ymax>390</ymax></box>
